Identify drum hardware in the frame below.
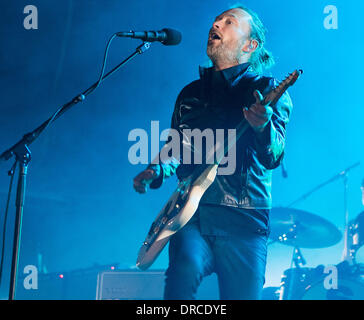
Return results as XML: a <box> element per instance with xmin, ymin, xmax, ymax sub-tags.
<box><xmin>278</xmin><ymin>247</ymin><xmax>308</xmax><ymax>300</ymax></box>
<box><xmin>269</xmin><ymin>208</ymin><xmax>364</xmax><ymax>300</ymax></box>
<box><xmin>269</xmin><ymin>163</ymin><xmax>363</xmax><ymax>299</ymax></box>
<box><xmin>301</xmin><ymin>261</ymin><xmax>364</xmax><ymax>300</ymax></box>
<box><xmin>268</xmin><ymin>207</ymin><xmax>343</xmax><ymax>300</ymax></box>
<box><xmin>283</xmin><ymin>162</ymin><xmax>360</xmax><ymax>259</ymax></box>
<box><xmin>348</xmin><ymin>211</ymin><xmax>364</xmax><ymax>265</ymax></box>
<box><xmin>269</xmin><ymin>207</ymin><xmax>342</xmax><ymax>249</ymax></box>
<box><xmin>292</xmin><ymin>247</ymin><xmax>306</xmax><ymax>267</ymax></box>
<box><xmin>278</xmin><ymin>266</ymin><xmax>323</xmax><ymax>300</ymax></box>
<box><xmin>279</xmin><ymin>261</ymin><xmax>364</xmax><ymax>300</ymax></box>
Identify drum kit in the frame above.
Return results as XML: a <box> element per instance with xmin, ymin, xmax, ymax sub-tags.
<box><xmin>263</xmin><ymin>207</ymin><xmax>364</xmax><ymax>300</ymax></box>
<box><xmin>261</xmin><ymin>162</ymin><xmax>364</xmax><ymax>300</ymax></box>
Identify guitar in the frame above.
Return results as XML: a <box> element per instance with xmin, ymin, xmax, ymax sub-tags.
<box><xmin>136</xmin><ymin>69</ymin><xmax>303</xmax><ymax>270</ymax></box>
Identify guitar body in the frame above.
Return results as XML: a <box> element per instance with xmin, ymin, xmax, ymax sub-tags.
<box><xmin>136</xmin><ymin>69</ymin><xmax>302</xmax><ymax>270</ymax></box>
<box><xmin>136</xmin><ymin>164</ymin><xmax>218</xmax><ymax>270</ymax></box>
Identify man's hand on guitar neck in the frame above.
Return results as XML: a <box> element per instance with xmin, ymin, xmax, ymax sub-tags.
<box><xmin>243</xmin><ymin>90</ymin><xmax>273</xmax><ymax>133</ymax></box>
<box><xmin>133</xmin><ymin>167</ymin><xmax>161</xmax><ymax>194</ymax></box>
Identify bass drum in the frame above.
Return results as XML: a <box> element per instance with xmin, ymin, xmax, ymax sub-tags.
<box><xmin>302</xmin><ymin>276</ymin><xmax>364</xmax><ymax>300</ymax></box>
<box><xmin>279</xmin><ymin>267</ymin><xmax>317</xmax><ymax>300</ymax></box>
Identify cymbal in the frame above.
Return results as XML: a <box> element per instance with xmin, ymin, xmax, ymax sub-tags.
<box><xmin>269</xmin><ymin>207</ymin><xmax>342</xmax><ymax>248</ymax></box>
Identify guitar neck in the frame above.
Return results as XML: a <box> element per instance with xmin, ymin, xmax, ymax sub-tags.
<box><xmin>214</xmin><ymin>119</ymin><xmax>250</xmax><ymax>165</ymax></box>
<box><xmin>198</xmin><ymin>69</ymin><xmax>302</xmax><ymax>174</ymax></box>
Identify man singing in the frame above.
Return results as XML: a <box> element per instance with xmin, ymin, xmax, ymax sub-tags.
<box><xmin>133</xmin><ymin>5</ymin><xmax>293</xmax><ymax>299</ymax></box>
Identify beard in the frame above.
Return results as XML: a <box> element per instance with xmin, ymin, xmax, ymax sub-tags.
<box><xmin>207</xmin><ymin>39</ymin><xmax>244</xmax><ymax>66</ymax></box>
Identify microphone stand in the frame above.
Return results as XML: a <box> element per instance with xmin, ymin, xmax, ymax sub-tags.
<box><xmin>286</xmin><ymin>162</ymin><xmax>360</xmax><ymax>208</ymax></box>
<box><xmin>0</xmin><ymin>41</ymin><xmax>151</xmax><ymax>300</ymax></box>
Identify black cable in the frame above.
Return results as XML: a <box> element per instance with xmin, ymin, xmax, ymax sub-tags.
<box><xmin>0</xmin><ymin>160</ymin><xmax>17</xmax><ymax>285</ymax></box>
<box><xmin>31</xmin><ymin>32</ymin><xmax>118</xmax><ymax>142</ymax></box>
<box><xmin>84</xmin><ymin>32</ymin><xmax>118</xmax><ymax>96</ymax></box>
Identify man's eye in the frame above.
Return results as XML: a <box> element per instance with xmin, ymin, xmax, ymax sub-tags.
<box><xmin>226</xmin><ymin>19</ymin><xmax>232</xmax><ymax>25</ymax></box>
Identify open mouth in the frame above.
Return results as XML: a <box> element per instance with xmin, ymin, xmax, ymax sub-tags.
<box><xmin>209</xmin><ymin>31</ymin><xmax>221</xmax><ymax>41</ymax></box>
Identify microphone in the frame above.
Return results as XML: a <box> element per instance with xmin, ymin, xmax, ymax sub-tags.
<box><xmin>116</xmin><ymin>28</ymin><xmax>182</xmax><ymax>46</ymax></box>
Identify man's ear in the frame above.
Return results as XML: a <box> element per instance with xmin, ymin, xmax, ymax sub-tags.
<box><xmin>250</xmin><ymin>39</ymin><xmax>259</xmax><ymax>51</ymax></box>
<box><xmin>242</xmin><ymin>39</ymin><xmax>259</xmax><ymax>53</ymax></box>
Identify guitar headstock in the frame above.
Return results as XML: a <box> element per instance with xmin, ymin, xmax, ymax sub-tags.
<box><xmin>265</xmin><ymin>69</ymin><xmax>303</xmax><ymax>105</ymax></box>
<box><xmin>276</xmin><ymin>69</ymin><xmax>303</xmax><ymax>90</ymax></box>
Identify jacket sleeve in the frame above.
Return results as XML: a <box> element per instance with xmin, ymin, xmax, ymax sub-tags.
<box><xmin>147</xmin><ymin>89</ymin><xmax>185</xmax><ymax>189</ymax></box>
<box><xmin>254</xmin><ymin>78</ymin><xmax>293</xmax><ymax>170</ymax></box>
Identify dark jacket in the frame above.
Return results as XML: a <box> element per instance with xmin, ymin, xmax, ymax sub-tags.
<box><xmin>148</xmin><ymin>62</ymin><xmax>293</xmax><ymax>209</ymax></box>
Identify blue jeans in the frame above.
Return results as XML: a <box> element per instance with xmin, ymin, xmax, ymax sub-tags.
<box><xmin>163</xmin><ymin>207</ymin><xmax>268</xmax><ymax>300</ymax></box>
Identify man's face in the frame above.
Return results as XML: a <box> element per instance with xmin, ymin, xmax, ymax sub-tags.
<box><xmin>207</xmin><ymin>8</ymin><xmax>252</xmax><ymax>66</ymax></box>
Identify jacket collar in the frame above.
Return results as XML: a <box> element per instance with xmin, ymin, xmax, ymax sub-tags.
<box><xmin>199</xmin><ymin>62</ymin><xmax>251</xmax><ymax>87</ymax></box>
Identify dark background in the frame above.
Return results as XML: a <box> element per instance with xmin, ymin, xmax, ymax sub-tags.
<box><xmin>0</xmin><ymin>0</ymin><xmax>363</xmax><ymax>298</ymax></box>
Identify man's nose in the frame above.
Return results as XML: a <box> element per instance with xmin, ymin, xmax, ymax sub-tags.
<box><xmin>212</xmin><ymin>20</ymin><xmax>221</xmax><ymax>29</ymax></box>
